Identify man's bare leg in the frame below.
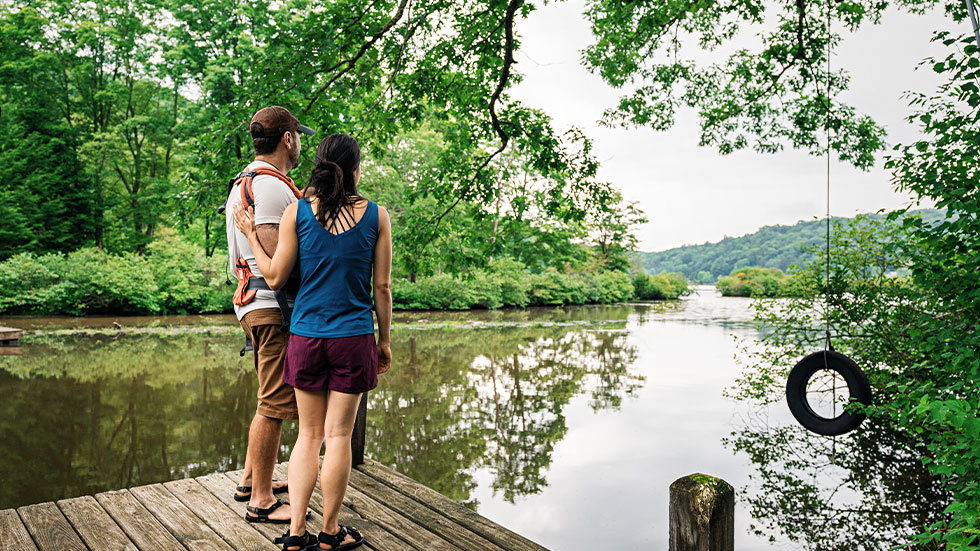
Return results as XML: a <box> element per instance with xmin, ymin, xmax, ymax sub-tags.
<box><xmin>238</xmin><ymin>413</ymin><xmax>287</xmax><ymax>498</ymax></box>
<box><xmin>243</xmin><ymin>412</ymin><xmax>297</xmax><ymax>522</ymax></box>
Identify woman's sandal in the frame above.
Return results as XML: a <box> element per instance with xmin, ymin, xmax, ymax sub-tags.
<box><xmin>234</xmin><ymin>481</ymin><xmax>288</xmax><ymax>502</ymax></box>
<box><xmin>274</xmin><ymin>530</ymin><xmax>318</xmax><ymax>551</ymax></box>
<box><xmin>244</xmin><ymin>499</ymin><xmax>311</xmax><ymax>524</ymax></box>
<box><xmin>316</xmin><ymin>526</ymin><xmax>366</xmax><ymax>550</ymax></box>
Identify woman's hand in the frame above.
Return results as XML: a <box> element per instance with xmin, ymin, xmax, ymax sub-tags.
<box><xmin>377</xmin><ymin>341</ymin><xmax>391</xmax><ymax>374</ymax></box>
<box><xmin>232</xmin><ymin>203</ymin><xmax>256</xmax><ymax>240</ymax></box>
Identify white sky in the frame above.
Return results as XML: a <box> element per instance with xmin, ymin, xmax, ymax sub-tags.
<box><xmin>510</xmin><ymin>1</ymin><xmax>957</xmax><ymax>252</ymax></box>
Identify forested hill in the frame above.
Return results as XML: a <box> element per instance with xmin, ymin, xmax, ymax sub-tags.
<box><xmin>636</xmin><ymin>209</ymin><xmax>942</xmax><ymax>281</ymax></box>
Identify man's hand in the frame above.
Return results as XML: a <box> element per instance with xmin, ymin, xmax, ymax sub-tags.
<box><xmin>377</xmin><ymin>341</ymin><xmax>391</xmax><ymax>374</ymax></box>
<box><xmin>232</xmin><ymin>203</ymin><xmax>256</xmax><ymax>240</ymax></box>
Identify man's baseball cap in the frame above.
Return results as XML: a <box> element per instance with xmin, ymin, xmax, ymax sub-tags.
<box><xmin>249</xmin><ymin>106</ymin><xmax>315</xmax><ymax>138</ymax></box>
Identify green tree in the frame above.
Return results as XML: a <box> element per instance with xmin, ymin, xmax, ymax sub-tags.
<box><xmin>579</xmin><ymin>0</ymin><xmax>954</xmax><ymax>168</ymax></box>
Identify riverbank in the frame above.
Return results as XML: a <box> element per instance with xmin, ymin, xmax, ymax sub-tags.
<box><xmin>0</xmin><ymin>247</ymin><xmax>690</xmax><ymax>316</ymax></box>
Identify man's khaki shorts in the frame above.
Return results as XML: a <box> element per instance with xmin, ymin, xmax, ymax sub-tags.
<box><xmin>240</xmin><ymin>308</ymin><xmax>299</xmax><ymax>420</ymax></box>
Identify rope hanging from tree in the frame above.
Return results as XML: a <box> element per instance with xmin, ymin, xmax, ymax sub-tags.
<box><xmin>785</xmin><ymin>1</ymin><xmax>872</xmax><ymax>436</ymax></box>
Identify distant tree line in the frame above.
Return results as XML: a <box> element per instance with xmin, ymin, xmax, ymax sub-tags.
<box><xmin>635</xmin><ymin>209</ymin><xmax>942</xmax><ymax>282</ymax></box>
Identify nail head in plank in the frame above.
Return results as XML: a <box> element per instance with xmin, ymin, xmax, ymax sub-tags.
<box><xmin>0</xmin><ymin>508</ymin><xmax>39</xmax><ymax>551</ymax></box>
<box><xmin>58</xmin><ymin>496</ymin><xmax>137</xmax><ymax>551</ymax></box>
<box><xmin>95</xmin><ymin>489</ymin><xmax>186</xmax><ymax>550</ymax></box>
<box><xmin>130</xmin><ymin>484</ymin><xmax>233</xmax><ymax>551</ymax></box>
<box><xmin>164</xmin><ymin>478</ymin><xmax>277</xmax><ymax>551</ymax></box>
<box><xmin>357</xmin><ymin>459</ymin><xmax>549</xmax><ymax>551</ymax></box>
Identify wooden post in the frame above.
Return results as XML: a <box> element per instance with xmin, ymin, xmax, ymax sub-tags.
<box><xmin>669</xmin><ymin>474</ymin><xmax>734</xmax><ymax>551</ymax></box>
<box><xmin>351</xmin><ymin>391</ymin><xmax>368</xmax><ymax>466</ymax></box>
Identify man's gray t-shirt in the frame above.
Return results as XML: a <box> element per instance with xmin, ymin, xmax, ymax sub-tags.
<box><xmin>225</xmin><ymin>160</ymin><xmax>299</xmax><ymax>320</ymax></box>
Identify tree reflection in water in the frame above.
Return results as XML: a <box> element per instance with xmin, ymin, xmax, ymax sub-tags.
<box><xmin>726</xmin><ymin>411</ymin><xmax>949</xmax><ymax>550</ymax></box>
<box><xmin>0</xmin><ymin>317</ymin><xmax>642</xmax><ymax>511</ymax></box>
<box><xmin>0</xmin><ymin>333</ymin><xmax>277</xmax><ymax>509</ymax></box>
<box><xmin>366</xmin><ymin>325</ymin><xmax>642</xmax><ymax>507</ymax></box>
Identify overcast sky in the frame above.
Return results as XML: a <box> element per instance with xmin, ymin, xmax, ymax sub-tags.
<box><xmin>509</xmin><ymin>1</ymin><xmax>957</xmax><ymax>252</ymax></box>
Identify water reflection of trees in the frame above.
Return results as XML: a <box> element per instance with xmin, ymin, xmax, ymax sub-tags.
<box><xmin>0</xmin><ymin>316</ymin><xmax>643</xmax><ymax>510</ymax></box>
<box><xmin>726</xmin><ymin>410</ymin><xmax>949</xmax><ymax>550</ymax></box>
<box><xmin>367</xmin><ymin>326</ymin><xmax>642</xmax><ymax>507</ymax></box>
<box><xmin>0</xmin><ymin>334</ymin><xmax>290</xmax><ymax>509</ymax></box>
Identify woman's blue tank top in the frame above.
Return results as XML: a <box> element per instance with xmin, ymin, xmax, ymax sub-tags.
<box><xmin>290</xmin><ymin>199</ymin><xmax>379</xmax><ymax>339</ymax></box>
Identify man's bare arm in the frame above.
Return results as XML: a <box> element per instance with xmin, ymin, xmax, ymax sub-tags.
<box><xmin>256</xmin><ymin>224</ymin><xmax>279</xmax><ymax>256</ymax></box>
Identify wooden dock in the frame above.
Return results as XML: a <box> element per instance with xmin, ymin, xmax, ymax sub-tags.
<box><xmin>0</xmin><ymin>326</ymin><xmax>21</xmax><ymax>356</ymax></box>
<box><xmin>1</xmin><ymin>457</ymin><xmax>548</xmax><ymax>551</ymax></box>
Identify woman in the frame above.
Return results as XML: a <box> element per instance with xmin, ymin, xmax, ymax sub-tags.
<box><xmin>233</xmin><ymin>133</ymin><xmax>392</xmax><ymax>551</ymax></box>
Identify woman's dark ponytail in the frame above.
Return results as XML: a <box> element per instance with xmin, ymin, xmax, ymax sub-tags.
<box><xmin>305</xmin><ymin>134</ymin><xmax>362</xmax><ymax>227</ymax></box>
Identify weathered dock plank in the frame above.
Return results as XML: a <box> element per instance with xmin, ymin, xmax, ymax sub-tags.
<box><xmin>348</xmin><ymin>469</ymin><xmax>504</xmax><ymax>551</ymax></box>
<box><xmin>358</xmin><ymin>458</ymin><xmax>549</xmax><ymax>551</ymax></box>
<box><xmin>0</xmin><ymin>508</ymin><xmax>39</xmax><ymax>551</ymax></box>
<box><xmin>196</xmin><ymin>473</ymin><xmax>294</xmax><ymax>543</ymax></box>
<box><xmin>58</xmin><ymin>495</ymin><xmax>137</xmax><ymax>550</ymax></box>
<box><xmin>5</xmin><ymin>458</ymin><xmax>548</xmax><ymax>551</ymax></box>
<box><xmin>16</xmin><ymin>502</ymin><xmax>87</xmax><ymax>551</ymax></box>
<box><xmin>130</xmin><ymin>483</ymin><xmax>233</xmax><ymax>551</ymax></box>
<box><xmin>271</xmin><ymin>463</ymin><xmax>413</xmax><ymax>551</ymax></box>
<box><xmin>344</xmin><ymin>483</ymin><xmax>462</xmax><ymax>551</ymax></box>
<box><xmin>95</xmin><ymin>489</ymin><xmax>186</xmax><ymax>550</ymax></box>
<box><xmin>164</xmin><ymin>478</ymin><xmax>277</xmax><ymax>551</ymax></box>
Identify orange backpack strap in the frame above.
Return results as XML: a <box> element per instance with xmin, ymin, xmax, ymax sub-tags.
<box><xmin>238</xmin><ymin>166</ymin><xmax>304</xmax><ymax>213</ymax></box>
<box><xmin>232</xmin><ymin>258</ymin><xmax>258</xmax><ymax>306</ymax></box>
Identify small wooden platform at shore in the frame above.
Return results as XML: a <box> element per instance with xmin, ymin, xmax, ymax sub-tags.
<box><xmin>0</xmin><ymin>327</ymin><xmax>21</xmax><ymax>355</ymax></box>
<box><xmin>1</xmin><ymin>458</ymin><xmax>548</xmax><ymax>551</ymax></box>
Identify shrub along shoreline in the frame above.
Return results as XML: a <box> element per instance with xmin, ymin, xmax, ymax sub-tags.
<box><xmin>715</xmin><ymin>266</ymin><xmax>802</xmax><ymax>298</ymax></box>
<box><xmin>0</xmin><ymin>241</ymin><xmax>691</xmax><ymax>316</ymax></box>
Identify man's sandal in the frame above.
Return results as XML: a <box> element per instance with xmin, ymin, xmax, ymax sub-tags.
<box><xmin>274</xmin><ymin>530</ymin><xmax>317</xmax><ymax>551</ymax></box>
<box><xmin>244</xmin><ymin>499</ymin><xmax>311</xmax><ymax>524</ymax></box>
<box><xmin>316</xmin><ymin>526</ymin><xmax>365</xmax><ymax>550</ymax></box>
<box><xmin>234</xmin><ymin>481</ymin><xmax>288</xmax><ymax>502</ymax></box>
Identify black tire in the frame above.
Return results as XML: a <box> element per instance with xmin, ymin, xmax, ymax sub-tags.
<box><xmin>786</xmin><ymin>350</ymin><xmax>872</xmax><ymax>436</ymax></box>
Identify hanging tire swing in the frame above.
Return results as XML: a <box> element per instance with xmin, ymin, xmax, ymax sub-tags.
<box><xmin>786</xmin><ymin>350</ymin><xmax>872</xmax><ymax>436</ymax></box>
<box><xmin>784</xmin><ymin>0</ymin><xmax>872</xmax><ymax>436</ymax></box>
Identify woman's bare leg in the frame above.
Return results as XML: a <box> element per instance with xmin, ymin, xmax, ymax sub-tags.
<box><xmin>319</xmin><ymin>390</ymin><xmax>362</xmax><ymax>548</ymax></box>
<box><xmin>287</xmin><ymin>388</ymin><xmax>328</xmax><ymax>541</ymax></box>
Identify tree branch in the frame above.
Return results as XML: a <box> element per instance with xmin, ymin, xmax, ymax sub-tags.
<box><xmin>302</xmin><ymin>0</ymin><xmax>411</xmax><ymax>111</ymax></box>
<box><xmin>414</xmin><ymin>0</ymin><xmax>523</xmax><ymax>250</ymax></box>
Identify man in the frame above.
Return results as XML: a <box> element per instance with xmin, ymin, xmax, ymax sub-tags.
<box><xmin>225</xmin><ymin>106</ymin><xmax>314</xmax><ymax>523</ymax></box>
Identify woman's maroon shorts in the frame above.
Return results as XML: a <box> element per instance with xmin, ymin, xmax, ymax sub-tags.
<box><xmin>283</xmin><ymin>333</ymin><xmax>378</xmax><ymax>394</ymax></box>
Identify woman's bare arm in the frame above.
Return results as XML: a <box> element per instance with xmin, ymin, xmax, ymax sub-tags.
<box><xmin>232</xmin><ymin>202</ymin><xmax>299</xmax><ymax>289</ymax></box>
<box><xmin>373</xmin><ymin>206</ymin><xmax>393</xmax><ymax>373</ymax></box>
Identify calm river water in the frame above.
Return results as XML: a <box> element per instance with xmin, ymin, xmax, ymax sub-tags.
<box><xmin>0</xmin><ymin>286</ymin><xmax>944</xmax><ymax>550</ymax></box>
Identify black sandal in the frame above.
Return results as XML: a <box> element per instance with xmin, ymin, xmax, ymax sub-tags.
<box><xmin>234</xmin><ymin>481</ymin><xmax>288</xmax><ymax>502</ymax></box>
<box><xmin>316</xmin><ymin>526</ymin><xmax>365</xmax><ymax>550</ymax></box>
<box><xmin>274</xmin><ymin>530</ymin><xmax>317</xmax><ymax>551</ymax></box>
<box><xmin>244</xmin><ymin>499</ymin><xmax>311</xmax><ymax>524</ymax></box>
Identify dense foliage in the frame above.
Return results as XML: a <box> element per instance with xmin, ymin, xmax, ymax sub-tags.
<box><xmin>631</xmin><ymin>271</ymin><xmax>690</xmax><ymax>300</ymax></box>
<box><xmin>0</xmin><ymin>0</ymin><xmax>935</xmax><ymax>280</ymax></box>
<box><xmin>0</xmin><ymin>233</ymin><xmax>229</xmax><ymax>315</ymax></box>
<box><xmin>0</xmin><ymin>243</ymin><xmax>688</xmax><ymax>315</ymax></box>
<box><xmin>0</xmin><ymin>0</ymin><xmax>644</xmax><ymax>276</ymax></box>
<box><xmin>732</xmin><ymin>33</ymin><xmax>980</xmax><ymax>550</ymax></box>
<box><xmin>581</xmin><ymin>0</ymin><xmax>971</xmax><ymax>167</ymax></box>
<box><xmin>635</xmin><ymin>209</ymin><xmax>942</xmax><ymax>282</ymax></box>
<box><xmin>716</xmin><ymin>267</ymin><xmax>796</xmax><ymax>297</ymax></box>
